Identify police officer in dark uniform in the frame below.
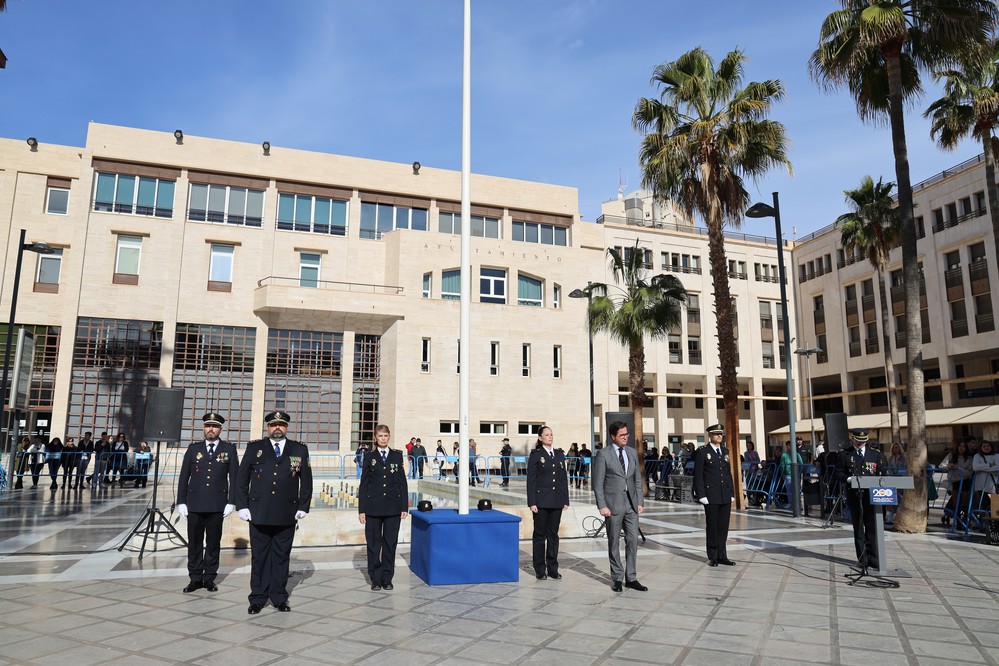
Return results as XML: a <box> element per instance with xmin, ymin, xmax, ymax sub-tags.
<box><xmin>527</xmin><ymin>426</ymin><xmax>570</xmax><ymax>580</ymax></box>
<box><xmin>177</xmin><ymin>412</ymin><xmax>238</xmax><ymax>593</ymax></box>
<box><xmin>838</xmin><ymin>428</ymin><xmax>887</xmax><ymax>570</ymax></box>
<box><xmin>236</xmin><ymin>410</ymin><xmax>312</xmax><ymax>614</ymax></box>
<box><xmin>358</xmin><ymin>424</ymin><xmax>409</xmax><ymax>591</ymax></box>
<box><xmin>693</xmin><ymin>424</ymin><xmax>736</xmax><ymax>567</ymax></box>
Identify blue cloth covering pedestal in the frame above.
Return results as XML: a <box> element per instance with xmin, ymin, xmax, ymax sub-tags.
<box><xmin>409</xmin><ymin>509</ymin><xmax>521</xmax><ymax>585</ymax></box>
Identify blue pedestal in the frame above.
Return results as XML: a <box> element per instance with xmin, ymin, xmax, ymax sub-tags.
<box><xmin>409</xmin><ymin>509</ymin><xmax>521</xmax><ymax>585</ymax></box>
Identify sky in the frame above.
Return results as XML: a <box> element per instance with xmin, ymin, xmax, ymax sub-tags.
<box><xmin>0</xmin><ymin>0</ymin><xmax>986</xmax><ymax>237</ymax></box>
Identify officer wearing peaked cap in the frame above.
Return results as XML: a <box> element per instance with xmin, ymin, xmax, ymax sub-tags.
<box><xmin>177</xmin><ymin>412</ymin><xmax>239</xmax><ymax>593</ymax></box>
<box><xmin>838</xmin><ymin>427</ymin><xmax>887</xmax><ymax>571</ymax></box>
<box><xmin>236</xmin><ymin>409</ymin><xmax>312</xmax><ymax>614</ymax></box>
<box><xmin>693</xmin><ymin>424</ymin><xmax>736</xmax><ymax>567</ymax></box>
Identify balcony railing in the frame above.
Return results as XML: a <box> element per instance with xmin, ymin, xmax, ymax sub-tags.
<box><xmin>664</xmin><ymin>264</ymin><xmax>702</xmax><ymax>275</ymax></box>
<box><xmin>951</xmin><ymin>318</ymin><xmax>969</xmax><ymax>338</ymax></box>
<box><xmin>944</xmin><ymin>266</ymin><xmax>964</xmax><ymax>289</ymax></box>
<box><xmin>977</xmin><ymin>312</ymin><xmax>995</xmax><ymax>333</ymax></box>
<box><xmin>849</xmin><ymin>341</ymin><xmax>862</xmax><ymax>357</ymax></box>
<box><xmin>256</xmin><ymin>276</ymin><xmax>404</xmax><ymax>294</ymax></box>
<box><xmin>813</xmin><ymin>308</ymin><xmax>825</xmax><ymax>325</ymax></box>
<box><xmin>969</xmin><ymin>258</ymin><xmax>990</xmax><ymax>282</ymax></box>
<box><xmin>689</xmin><ymin>351</ymin><xmax>702</xmax><ymax>365</ymax></box>
<box><xmin>845</xmin><ymin>299</ymin><xmax>858</xmax><ymax>316</ymax></box>
<box><xmin>932</xmin><ymin>207</ymin><xmax>984</xmax><ymax>233</ymax></box>
<box><xmin>865</xmin><ymin>338</ymin><xmax>879</xmax><ymax>354</ymax></box>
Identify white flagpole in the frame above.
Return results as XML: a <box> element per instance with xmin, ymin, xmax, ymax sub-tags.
<box><xmin>458</xmin><ymin>0</ymin><xmax>472</xmax><ymax>514</ymax></box>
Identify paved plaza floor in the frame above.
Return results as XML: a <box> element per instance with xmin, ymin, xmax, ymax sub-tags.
<box><xmin>0</xmin><ymin>482</ymin><xmax>997</xmax><ymax>665</ymax></box>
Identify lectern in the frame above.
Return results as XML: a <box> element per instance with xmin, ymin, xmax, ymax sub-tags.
<box><xmin>850</xmin><ymin>475</ymin><xmax>915</xmax><ymax>576</ymax></box>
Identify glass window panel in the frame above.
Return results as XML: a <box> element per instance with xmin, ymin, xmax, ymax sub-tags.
<box><xmin>411</xmin><ymin>208</ymin><xmax>427</xmax><ymax>231</ymax></box>
<box><xmin>210</xmin><ymin>245</ymin><xmax>234</xmax><ymax>282</ymax></box>
<box><xmin>228</xmin><ymin>187</ymin><xmax>247</xmax><ymax>220</ymax></box>
<box><xmin>277</xmin><ymin>193</ymin><xmax>295</xmax><ymax>229</ymax></box>
<box><xmin>116</xmin><ymin>236</ymin><xmax>141</xmax><ymax>274</ymax></box>
<box><xmin>95</xmin><ymin>173</ymin><xmax>116</xmax><ymax>209</ymax></box>
<box><xmin>512</xmin><ymin>221</ymin><xmax>524</xmax><ymax>242</ymax></box>
<box><xmin>541</xmin><ymin>224</ymin><xmax>554</xmax><ymax>245</ymax></box>
<box><xmin>294</xmin><ymin>194</ymin><xmax>311</xmax><ymax>230</ymax></box>
<box><xmin>554</xmin><ymin>226</ymin><xmax>567</xmax><ymax>246</ymax></box>
<box><xmin>207</xmin><ymin>185</ymin><xmax>226</xmax><ymax>222</ymax></box>
<box><xmin>471</xmin><ymin>215</ymin><xmax>485</xmax><ymax>237</ymax></box>
<box><xmin>518</xmin><ymin>275</ymin><xmax>542</xmax><ymax>306</ymax></box>
<box><xmin>155</xmin><ymin>180</ymin><xmax>174</xmax><ymax>216</ymax></box>
<box><xmin>360</xmin><ymin>202</ymin><xmax>377</xmax><ymax>238</ymax></box>
<box><xmin>396</xmin><ymin>206</ymin><xmax>411</xmax><ymax>230</ymax></box>
<box><xmin>485</xmin><ymin>217</ymin><xmax>499</xmax><ymax>238</ymax></box>
<box><xmin>442</xmin><ymin>269</ymin><xmax>460</xmax><ymax>299</ymax></box>
<box><xmin>245</xmin><ymin>189</ymin><xmax>264</xmax><ymax>226</ymax></box>
<box><xmin>37</xmin><ymin>251</ymin><xmax>62</xmax><ymax>283</ymax></box>
<box><xmin>47</xmin><ymin>188</ymin><xmax>69</xmax><ymax>214</ymax></box>
<box><xmin>525</xmin><ymin>223</ymin><xmax>539</xmax><ymax>243</ymax></box>
<box><xmin>314</xmin><ymin>197</ymin><xmax>331</xmax><ymax>233</ymax></box>
<box><xmin>377</xmin><ymin>203</ymin><xmax>394</xmax><ymax>234</ymax></box>
<box><xmin>330</xmin><ymin>200</ymin><xmax>347</xmax><ymax>235</ymax></box>
<box><xmin>189</xmin><ymin>183</ymin><xmax>208</xmax><ymax>219</ymax></box>
<box><xmin>115</xmin><ymin>175</ymin><xmax>136</xmax><ymax>207</ymax></box>
<box><xmin>136</xmin><ymin>178</ymin><xmax>157</xmax><ymax>213</ymax></box>
<box><xmin>300</xmin><ymin>253</ymin><xmax>320</xmax><ymax>288</ymax></box>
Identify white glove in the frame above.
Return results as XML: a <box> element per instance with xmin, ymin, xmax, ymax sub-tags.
<box><xmin>223</xmin><ymin>504</ymin><xmax>235</xmax><ymax>517</ymax></box>
<box><xmin>699</xmin><ymin>497</ymin><xmax>709</xmax><ymax>505</ymax></box>
<box><xmin>177</xmin><ymin>504</ymin><xmax>188</xmax><ymax>518</ymax></box>
<box><xmin>295</xmin><ymin>510</ymin><xmax>307</xmax><ymax>520</ymax></box>
<box><xmin>238</xmin><ymin>508</ymin><xmax>251</xmax><ymax>521</ymax></box>
<box><xmin>731</xmin><ymin>497</ymin><xmax>735</xmax><ymax>502</ymax></box>
<box><xmin>847</xmin><ymin>476</ymin><xmax>855</xmax><ymax>485</ymax></box>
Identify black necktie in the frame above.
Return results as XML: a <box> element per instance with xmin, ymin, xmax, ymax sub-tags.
<box><xmin>381</xmin><ymin>450</ymin><xmax>387</xmax><ymax>463</ymax></box>
<box><xmin>274</xmin><ymin>443</ymin><xmax>281</xmax><ymax>458</ymax></box>
<box><xmin>618</xmin><ymin>447</ymin><xmax>626</xmax><ymax>472</ymax></box>
<box><xmin>208</xmin><ymin>443</ymin><xmax>215</xmax><ymax>457</ymax></box>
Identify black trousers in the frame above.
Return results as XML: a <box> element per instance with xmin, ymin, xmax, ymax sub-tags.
<box><xmin>248</xmin><ymin>522</ymin><xmax>296</xmax><ymax>605</ymax></box>
<box><xmin>846</xmin><ymin>490</ymin><xmax>878</xmax><ymax>566</ymax></box>
<box><xmin>532</xmin><ymin>507</ymin><xmax>563</xmax><ymax>576</ymax></box>
<box><xmin>187</xmin><ymin>511</ymin><xmax>225</xmax><ymax>582</ymax></box>
<box><xmin>500</xmin><ymin>459</ymin><xmax>511</xmax><ymax>484</ymax></box>
<box><xmin>365</xmin><ymin>514</ymin><xmax>401</xmax><ymax>585</ymax></box>
<box><xmin>703</xmin><ymin>502</ymin><xmax>731</xmax><ymax>560</ymax></box>
<box><xmin>47</xmin><ymin>460</ymin><xmax>61</xmax><ymax>486</ymax></box>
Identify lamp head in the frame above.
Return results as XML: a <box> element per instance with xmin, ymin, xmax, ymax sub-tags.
<box><xmin>412</xmin><ymin>161</ymin><xmax>421</xmax><ymax>175</ymax></box>
<box><xmin>25</xmin><ymin>242</ymin><xmax>55</xmax><ymax>255</ymax></box>
<box><xmin>26</xmin><ymin>137</ymin><xmax>38</xmax><ymax>149</ymax></box>
<box><xmin>262</xmin><ymin>140</ymin><xmax>271</xmax><ymax>154</ymax></box>
<box><xmin>173</xmin><ymin>129</ymin><xmax>184</xmax><ymax>143</ymax></box>
<box><xmin>745</xmin><ymin>202</ymin><xmax>776</xmax><ymax>218</ymax></box>
<box><xmin>568</xmin><ymin>288</ymin><xmax>586</xmax><ymax>299</ymax></box>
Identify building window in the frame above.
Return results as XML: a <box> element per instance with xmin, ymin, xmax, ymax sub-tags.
<box><xmin>115</xmin><ymin>235</ymin><xmax>142</xmax><ymax>276</ymax></box>
<box><xmin>277</xmin><ymin>193</ymin><xmax>347</xmax><ymax>236</ymax></box>
<box><xmin>439</xmin><ymin>212</ymin><xmax>500</xmax><ymax>238</ymax></box>
<box><xmin>46</xmin><ymin>186</ymin><xmax>70</xmax><ymax>215</ymax></box>
<box><xmin>522</xmin><ymin>343</ymin><xmax>531</xmax><ymax>377</ymax></box>
<box><xmin>490</xmin><ymin>341</ymin><xmax>500</xmax><ymax>376</ymax></box>
<box><xmin>421</xmin><ymin>338</ymin><xmax>431</xmax><ymax>373</ymax></box>
<box><xmin>456</xmin><ymin>340</ymin><xmax>460</xmax><ymax>374</ymax></box>
<box><xmin>760</xmin><ymin>301</ymin><xmax>773</xmax><ymax>330</ymax></box>
<box><xmin>480</xmin><ymin>268</ymin><xmax>506</xmax><ymax>304</ymax></box>
<box><xmin>688</xmin><ymin>337</ymin><xmax>701</xmax><ymax>365</ymax></box>
<box><xmin>440</xmin><ymin>421</ymin><xmax>459</xmax><ymax>434</ymax></box>
<box><xmin>422</xmin><ymin>273</ymin><xmax>432</xmax><ymax>299</ymax></box>
<box><xmin>360</xmin><ymin>201</ymin><xmax>427</xmax><ymax>239</ymax></box>
<box><xmin>762</xmin><ymin>341</ymin><xmax>775</xmax><ymax>369</ymax></box>
<box><xmin>209</xmin><ymin>244</ymin><xmax>234</xmax><ymax>285</ymax></box>
<box><xmin>553</xmin><ymin>284</ymin><xmax>561</xmax><ymax>309</ymax></box>
<box><xmin>512</xmin><ymin>221</ymin><xmax>568</xmax><ymax>246</ymax></box>
<box><xmin>687</xmin><ymin>293</ymin><xmax>700</xmax><ymax>324</ymax></box>
<box><xmin>666</xmin><ymin>389</ymin><xmax>682</xmax><ymax>409</ymax></box>
<box><xmin>517</xmin><ymin>274</ymin><xmax>543</xmax><ymax>307</ymax></box>
<box><xmin>479</xmin><ymin>422</ymin><xmax>506</xmax><ymax>434</ymax></box>
<box><xmin>518</xmin><ymin>422</ymin><xmax>544</xmax><ymax>435</ymax></box>
<box><xmin>188</xmin><ymin>183</ymin><xmax>263</xmax><ymax>227</ymax></box>
<box><xmin>95</xmin><ymin>172</ymin><xmax>175</xmax><ymax>218</ymax></box>
<box><xmin>36</xmin><ymin>248</ymin><xmax>63</xmax><ymax>285</ymax></box>
<box><xmin>553</xmin><ymin>345</ymin><xmax>562</xmax><ymax>378</ymax></box>
<box><xmin>668</xmin><ymin>334</ymin><xmax>682</xmax><ymax>363</ymax></box>
<box><xmin>299</xmin><ymin>253</ymin><xmax>320</xmax><ymax>288</ymax></box>
<box><xmin>695</xmin><ymin>389</ymin><xmax>704</xmax><ymax>410</ymax></box>
<box><xmin>442</xmin><ymin>269</ymin><xmax>461</xmax><ymax>300</ymax></box>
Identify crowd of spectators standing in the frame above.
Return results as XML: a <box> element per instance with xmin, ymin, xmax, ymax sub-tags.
<box><xmin>11</xmin><ymin>431</ymin><xmax>152</xmax><ymax>490</ymax></box>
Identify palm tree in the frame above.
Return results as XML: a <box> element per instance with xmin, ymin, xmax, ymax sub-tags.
<box><xmin>925</xmin><ymin>38</ymin><xmax>999</xmax><ymax>268</ymax></box>
<box><xmin>837</xmin><ymin>176</ymin><xmax>903</xmax><ymax>444</ymax></box>
<box><xmin>585</xmin><ymin>242</ymin><xmax>687</xmax><ymax>494</ymax></box>
<box><xmin>810</xmin><ymin>0</ymin><xmax>996</xmax><ymax>534</ymax></box>
<box><xmin>632</xmin><ymin>47</ymin><xmax>791</xmax><ymax>505</ymax></box>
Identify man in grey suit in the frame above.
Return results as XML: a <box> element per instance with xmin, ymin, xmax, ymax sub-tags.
<box><xmin>592</xmin><ymin>420</ymin><xmax>647</xmax><ymax>592</ymax></box>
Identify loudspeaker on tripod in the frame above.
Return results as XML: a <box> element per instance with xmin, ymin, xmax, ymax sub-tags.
<box><xmin>144</xmin><ymin>387</ymin><xmax>185</xmax><ymax>442</ymax></box>
<box><xmin>824</xmin><ymin>413</ymin><xmax>849</xmax><ymax>450</ymax></box>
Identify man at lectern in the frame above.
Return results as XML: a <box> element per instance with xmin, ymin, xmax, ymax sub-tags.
<box><xmin>838</xmin><ymin>428</ymin><xmax>886</xmax><ymax>570</ymax></box>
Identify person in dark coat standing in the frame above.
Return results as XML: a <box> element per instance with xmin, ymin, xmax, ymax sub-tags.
<box><xmin>358</xmin><ymin>424</ymin><xmax>409</xmax><ymax>591</ymax></box>
<box><xmin>237</xmin><ymin>410</ymin><xmax>312</xmax><ymax>614</ymax></box>
<box><xmin>176</xmin><ymin>412</ymin><xmax>238</xmax><ymax>593</ymax></box>
<box><xmin>838</xmin><ymin>428</ymin><xmax>887</xmax><ymax>570</ymax></box>
<box><xmin>527</xmin><ymin>426</ymin><xmax>570</xmax><ymax>580</ymax></box>
<box><xmin>693</xmin><ymin>424</ymin><xmax>736</xmax><ymax>567</ymax></box>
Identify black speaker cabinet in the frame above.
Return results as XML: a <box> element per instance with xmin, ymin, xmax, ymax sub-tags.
<box><xmin>824</xmin><ymin>412</ymin><xmax>849</xmax><ymax>451</ymax></box>
<box><xmin>144</xmin><ymin>387</ymin><xmax>185</xmax><ymax>442</ymax></box>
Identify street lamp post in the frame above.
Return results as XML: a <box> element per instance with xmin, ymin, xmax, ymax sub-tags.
<box><xmin>569</xmin><ymin>286</ymin><xmax>595</xmax><ymax>452</ymax></box>
<box><xmin>794</xmin><ymin>346</ymin><xmax>823</xmax><ymax>459</ymax></box>
<box><xmin>2</xmin><ymin>230</ymin><xmax>55</xmax><ymax>483</ymax></box>
<box><xmin>746</xmin><ymin>193</ymin><xmax>800</xmax><ymax>517</ymax></box>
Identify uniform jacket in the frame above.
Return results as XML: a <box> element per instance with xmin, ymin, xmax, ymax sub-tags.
<box><xmin>527</xmin><ymin>447</ymin><xmax>569</xmax><ymax>509</ymax></box>
<box><xmin>693</xmin><ymin>444</ymin><xmax>735</xmax><ymax>504</ymax></box>
<box><xmin>592</xmin><ymin>444</ymin><xmax>643</xmax><ymax>514</ymax></box>
<box><xmin>236</xmin><ymin>438</ymin><xmax>313</xmax><ymax>525</ymax></box>
<box><xmin>837</xmin><ymin>446</ymin><xmax>887</xmax><ymax>491</ymax></box>
<box><xmin>358</xmin><ymin>448</ymin><xmax>409</xmax><ymax>516</ymax></box>
<box><xmin>177</xmin><ymin>439</ymin><xmax>239</xmax><ymax>512</ymax></box>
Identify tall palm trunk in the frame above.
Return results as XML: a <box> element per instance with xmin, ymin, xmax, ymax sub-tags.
<box><xmin>629</xmin><ymin>343</ymin><xmax>649</xmax><ymax>495</ymax></box>
<box><xmin>982</xmin><ymin>134</ymin><xmax>999</xmax><ymax>294</ymax></box>
<box><xmin>876</xmin><ymin>269</ymin><xmax>901</xmax><ymax>443</ymax></box>
<box><xmin>886</xmin><ymin>50</ymin><xmax>928</xmax><ymax>533</ymax></box>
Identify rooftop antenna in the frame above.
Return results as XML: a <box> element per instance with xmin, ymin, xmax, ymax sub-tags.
<box><xmin>618</xmin><ymin>169</ymin><xmax>628</xmax><ymax>200</ymax></box>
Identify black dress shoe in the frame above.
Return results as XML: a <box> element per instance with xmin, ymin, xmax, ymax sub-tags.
<box><xmin>707</xmin><ymin>559</ymin><xmax>719</xmax><ymax>567</ymax></box>
<box><xmin>204</xmin><ymin>582</ymin><xmax>218</xmax><ymax>592</ymax></box>
<box><xmin>718</xmin><ymin>558</ymin><xmax>736</xmax><ymax>566</ymax></box>
<box><xmin>275</xmin><ymin>602</ymin><xmax>291</xmax><ymax>612</ymax></box>
<box><xmin>536</xmin><ymin>573</ymin><xmax>548</xmax><ymax>580</ymax></box>
<box><xmin>247</xmin><ymin>604</ymin><xmax>263</xmax><ymax>614</ymax></box>
<box><xmin>625</xmin><ymin>580</ymin><xmax>648</xmax><ymax>591</ymax></box>
<box><xmin>383</xmin><ymin>583</ymin><xmax>394</xmax><ymax>591</ymax></box>
<box><xmin>183</xmin><ymin>582</ymin><xmax>203</xmax><ymax>593</ymax></box>
<box><xmin>612</xmin><ymin>581</ymin><xmax>623</xmax><ymax>592</ymax></box>
<box><xmin>548</xmin><ymin>572</ymin><xmax>563</xmax><ymax>580</ymax></box>
<box><xmin>371</xmin><ymin>584</ymin><xmax>382</xmax><ymax>591</ymax></box>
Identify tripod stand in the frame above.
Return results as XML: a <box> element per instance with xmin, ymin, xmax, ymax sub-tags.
<box><xmin>821</xmin><ymin>487</ymin><xmax>846</xmax><ymax>529</ymax></box>
<box><xmin>117</xmin><ymin>440</ymin><xmax>186</xmax><ymax>560</ymax></box>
